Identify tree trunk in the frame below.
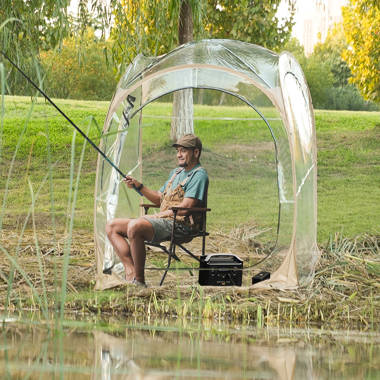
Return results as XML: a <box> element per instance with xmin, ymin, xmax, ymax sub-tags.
<box><xmin>197</xmin><ymin>88</ymin><xmax>204</xmax><ymax>105</ymax></box>
<box><xmin>218</xmin><ymin>91</ymin><xmax>226</xmax><ymax>105</ymax></box>
<box><xmin>178</xmin><ymin>0</ymin><xmax>193</xmax><ymax>45</ymax></box>
<box><xmin>171</xmin><ymin>89</ymin><xmax>194</xmax><ymax>141</ymax></box>
<box><xmin>171</xmin><ymin>0</ymin><xmax>194</xmax><ymax>142</ymax></box>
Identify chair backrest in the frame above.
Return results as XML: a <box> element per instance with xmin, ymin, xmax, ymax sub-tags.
<box><xmin>199</xmin><ymin>185</ymin><xmax>209</xmax><ymax>233</ymax></box>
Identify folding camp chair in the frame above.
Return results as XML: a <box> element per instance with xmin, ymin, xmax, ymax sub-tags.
<box><xmin>141</xmin><ymin>203</ymin><xmax>211</xmax><ymax>285</ymax></box>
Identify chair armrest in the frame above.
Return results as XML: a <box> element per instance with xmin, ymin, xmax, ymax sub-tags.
<box><xmin>140</xmin><ymin>203</ymin><xmax>160</xmax><ymax>209</ymax></box>
<box><xmin>141</xmin><ymin>203</ymin><xmax>160</xmax><ymax>215</ymax></box>
<box><xmin>169</xmin><ymin>206</ymin><xmax>211</xmax><ymax>212</ymax></box>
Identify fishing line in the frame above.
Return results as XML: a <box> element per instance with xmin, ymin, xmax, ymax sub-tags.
<box><xmin>0</xmin><ymin>50</ymin><xmax>142</xmax><ymax>195</ymax></box>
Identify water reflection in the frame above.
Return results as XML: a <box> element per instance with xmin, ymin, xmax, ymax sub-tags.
<box><xmin>0</xmin><ymin>316</ymin><xmax>379</xmax><ymax>379</ymax></box>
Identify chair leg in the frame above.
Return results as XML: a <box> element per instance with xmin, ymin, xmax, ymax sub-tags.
<box><xmin>160</xmin><ymin>240</ymin><xmax>178</xmax><ymax>286</ymax></box>
<box><xmin>160</xmin><ymin>254</ymin><xmax>172</xmax><ymax>286</ymax></box>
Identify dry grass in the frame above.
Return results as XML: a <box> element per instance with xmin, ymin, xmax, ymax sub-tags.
<box><xmin>0</xmin><ymin>227</ymin><xmax>379</xmax><ymax>329</ymax></box>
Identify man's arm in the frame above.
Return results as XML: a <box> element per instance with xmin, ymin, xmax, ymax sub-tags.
<box><xmin>123</xmin><ymin>176</ymin><xmax>161</xmax><ymax>205</ymax></box>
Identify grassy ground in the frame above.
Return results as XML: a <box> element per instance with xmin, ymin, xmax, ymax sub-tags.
<box><xmin>1</xmin><ymin>96</ymin><xmax>379</xmax><ymax>240</ymax></box>
<box><xmin>0</xmin><ymin>96</ymin><xmax>379</xmax><ymax>326</ymax></box>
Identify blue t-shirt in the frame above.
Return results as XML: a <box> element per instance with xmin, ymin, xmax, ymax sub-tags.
<box><xmin>159</xmin><ymin>164</ymin><xmax>209</xmax><ymax>202</ymax></box>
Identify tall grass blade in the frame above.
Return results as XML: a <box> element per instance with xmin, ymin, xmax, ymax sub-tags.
<box><xmin>64</xmin><ymin>131</ymin><xmax>76</xmax><ymax>236</ymax></box>
<box><xmin>0</xmin><ymin>100</ymin><xmax>35</xmax><ymax>230</ymax></box>
<box><xmin>45</xmin><ymin>123</ymin><xmax>59</xmax><ymax>315</ymax></box>
<box><xmin>60</xmin><ymin>130</ymin><xmax>77</xmax><ymax>320</ymax></box>
<box><xmin>0</xmin><ymin>62</ymin><xmax>5</xmax><ymax>162</ymax></box>
<box><xmin>0</xmin><ymin>245</ymin><xmax>48</xmax><ymax>320</ymax></box>
<box><xmin>257</xmin><ymin>304</ymin><xmax>263</xmax><ymax>328</ymax></box>
<box><xmin>28</xmin><ymin>178</ymin><xmax>48</xmax><ymax>313</ymax></box>
<box><xmin>60</xmin><ymin>122</ymin><xmax>90</xmax><ymax>320</ymax></box>
<box><xmin>0</xmin><ymin>17</ymin><xmax>21</xmax><ymax>31</ymax></box>
<box><xmin>1</xmin><ymin>48</ymin><xmax>50</xmax><ymax>228</ymax></box>
<box><xmin>87</xmin><ymin>114</ymin><xmax>102</xmax><ymax>137</ymax></box>
<box><xmin>45</xmin><ymin>124</ymin><xmax>57</xmax><ymax>240</ymax></box>
<box><xmin>5</xmin><ymin>170</ymin><xmax>52</xmax><ymax>312</ymax></box>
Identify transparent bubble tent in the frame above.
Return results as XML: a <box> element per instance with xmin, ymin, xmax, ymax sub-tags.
<box><xmin>94</xmin><ymin>39</ymin><xmax>319</xmax><ymax>290</ymax></box>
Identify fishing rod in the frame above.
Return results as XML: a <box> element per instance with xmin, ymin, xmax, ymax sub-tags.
<box><xmin>0</xmin><ymin>50</ymin><xmax>142</xmax><ymax>195</ymax></box>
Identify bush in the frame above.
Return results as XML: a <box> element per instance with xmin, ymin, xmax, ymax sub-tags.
<box><xmin>325</xmin><ymin>86</ymin><xmax>379</xmax><ymax>111</ymax></box>
<box><xmin>40</xmin><ymin>29</ymin><xmax>117</xmax><ymax>101</ymax></box>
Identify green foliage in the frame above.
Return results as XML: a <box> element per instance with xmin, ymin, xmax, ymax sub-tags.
<box><xmin>1</xmin><ymin>0</ymin><xmax>296</xmax><ymax>102</ymax></box>
<box><xmin>39</xmin><ymin>29</ymin><xmax>117</xmax><ymax>100</ymax></box>
<box><xmin>0</xmin><ymin>1</ymin><xmax>72</xmax><ymax>95</ymax></box>
<box><xmin>313</xmin><ymin>24</ymin><xmax>351</xmax><ymax>88</ymax></box>
<box><xmin>324</xmin><ymin>85</ymin><xmax>379</xmax><ymax>111</ymax></box>
<box><xmin>110</xmin><ymin>0</ymin><xmax>206</xmax><ymax>74</ymax></box>
<box><xmin>0</xmin><ymin>0</ymin><xmax>113</xmax><ymax>59</ymax></box>
<box><xmin>282</xmin><ymin>37</ymin><xmax>306</xmax><ymax>64</ymax></box>
<box><xmin>0</xmin><ymin>0</ymin><xmax>70</xmax><ymax>56</ymax></box>
<box><xmin>284</xmin><ymin>27</ymin><xmax>378</xmax><ymax>110</ymax></box>
<box><xmin>205</xmin><ymin>0</ymin><xmax>296</xmax><ymax>49</ymax></box>
<box><xmin>303</xmin><ymin>55</ymin><xmax>335</xmax><ymax>109</ymax></box>
<box><xmin>110</xmin><ymin>0</ymin><xmax>295</xmax><ymax>73</ymax></box>
<box><xmin>342</xmin><ymin>0</ymin><xmax>380</xmax><ymax>103</ymax></box>
<box><xmin>0</xmin><ymin>0</ymin><xmax>117</xmax><ymax>98</ymax></box>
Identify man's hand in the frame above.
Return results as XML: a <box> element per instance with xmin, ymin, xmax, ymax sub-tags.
<box><xmin>124</xmin><ymin>176</ymin><xmax>162</xmax><ymax>206</ymax></box>
<box><xmin>123</xmin><ymin>175</ymin><xmax>141</xmax><ymax>190</ymax></box>
<box><xmin>150</xmin><ymin>210</ymin><xmax>172</xmax><ymax>219</ymax></box>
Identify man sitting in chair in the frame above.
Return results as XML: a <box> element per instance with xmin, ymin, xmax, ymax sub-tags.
<box><xmin>106</xmin><ymin>134</ymin><xmax>209</xmax><ymax>287</ymax></box>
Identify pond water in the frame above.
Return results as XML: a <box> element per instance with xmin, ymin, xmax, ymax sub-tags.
<box><xmin>0</xmin><ymin>315</ymin><xmax>379</xmax><ymax>379</ymax></box>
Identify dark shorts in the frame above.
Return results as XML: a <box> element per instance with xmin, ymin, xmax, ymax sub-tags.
<box><xmin>143</xmin><ymin>216</ymin><xmax>193</xmax><ymax>243</ymax></box>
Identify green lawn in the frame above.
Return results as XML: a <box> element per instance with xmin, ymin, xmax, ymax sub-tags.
<box><xmin>1</xmin><ymin>96</ymin><xmax>379</xmax><ymax>243</ymax></box>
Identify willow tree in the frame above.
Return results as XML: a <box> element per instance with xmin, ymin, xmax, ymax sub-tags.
<box><xmin>205</xmin><ymin>0</ymin><xmax>295</xmax><ymax>50</ymax></box>
<box><xmin>0</xmin><ymin>0</ymin><xmax>71</xmax><ymax>56</ymax></box>
<box><xmin>110</xmin><ymin>0</ymin><xmax>295</xmax><ymax>140</ymax></box>
<box><xmin>0</xmin><ymin>0</ymin><xmax>71</xmax><ymax>94</ymax></box>
<box><xmin>0</xmin><ymin>0</ymin><xmax>114</xmax><ymax>95</ymax></box>
<box><xmin>110</xmin><ymin>0</ymin><xmax>206</xmax><ymax>140</ymax></box>
<box><xmin>204</xmin><ymin>0</ymin><xmax>295</xmax><ymax>105</ymax></box>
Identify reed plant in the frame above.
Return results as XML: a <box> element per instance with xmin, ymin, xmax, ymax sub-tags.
<box><xmin>0</xmin><ymin>62</ymin><xmax>4</xmax><ymax>162</ymax></box>
<box><xmin>0</xmin><ymin>88</ymin><xmax>97</xmax><ymax>322</ymax></box>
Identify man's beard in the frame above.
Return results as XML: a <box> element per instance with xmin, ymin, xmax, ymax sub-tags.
<box><xmin>179</xmin><ymin>162</ymin><xmax>188</xmax><ymax>167</ymax></box>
